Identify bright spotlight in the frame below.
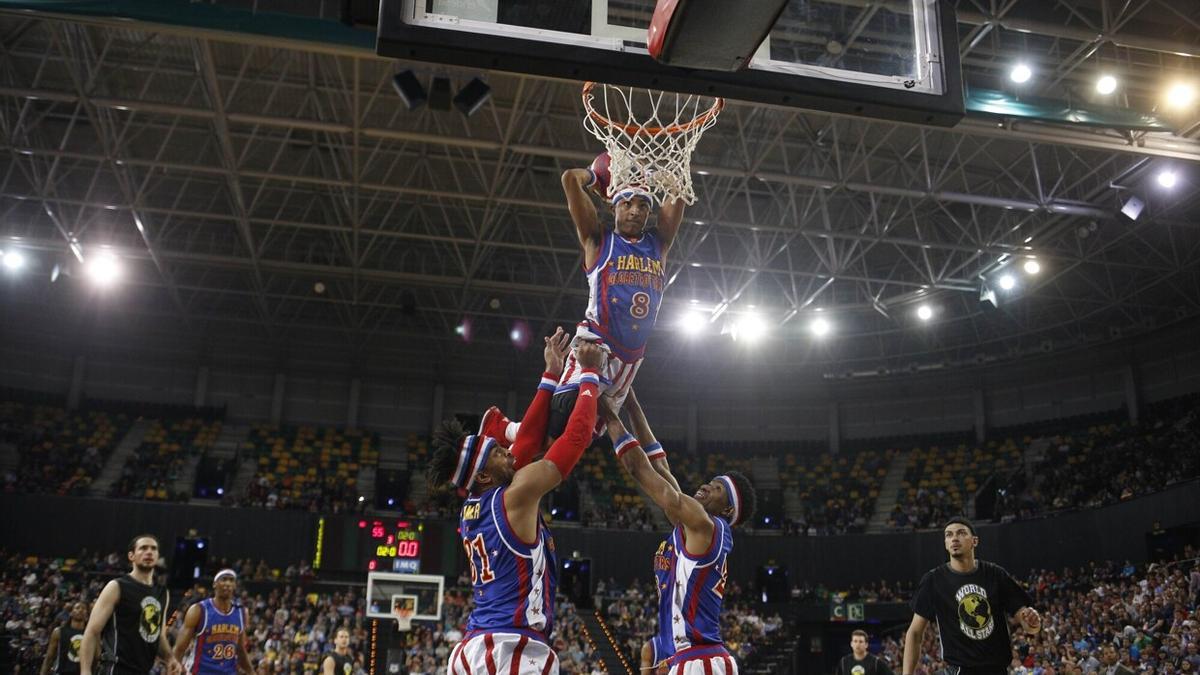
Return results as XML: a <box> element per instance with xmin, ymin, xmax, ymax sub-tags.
<box><xmin>1095</xmin><ymin>75</ymin><xmax>1117</xmax><ymax>95</ymax></box>
<box><xmin>734</xmin><ymin>313</ymin><xmax>766</xmax><ymax>343</ymax></box>
<box><xmin>678</xmin><ymin>311</ymin><xmax>706</xmax><ymax>337</ymax></box>
<box><xmin>1166</xmin><ymin>82</ymin><xmax>1196</xmax><ymax>108</ymax></box>
<box><xmin>998</xmin><ymin>274</ymin><xmax>1016</xmax><ymax>290</ymax></box>
<box><xmin>916</xmin><ymin>305</ymin><xmax>933</xmax><ymax>321</ymax></box>
<box><xmin>509</xmin><ymin>320</ymin><xmax>531</xmax><ymax>349</ymax></box>
<box><xmin>2</xmin><ymin>249</ymin><xmax>24</xmax><ymax>271</ymax></box>
<box><xmin>1009</xmin><ymin>64</ymin><xmax>1032</xmax><ymax>84</ymax></box>
<box><xmin>810</xmin><ymin>317</ymin><xmax>831</xmax><ymax>337</ymax></box>
<box><xmin>1157</xmin><ymin>170</ymin><xmax>1178</xmax><ymax>189</ymax></box>
<box><xmin>86</xmin><ymin>252</ymin><xmax>122</xmax><ymax>286</ymax></box>
<box><xmin>1023</xmin><ymin>259</ymin><xmax>1041</xmax><ymax>275</ymax></box>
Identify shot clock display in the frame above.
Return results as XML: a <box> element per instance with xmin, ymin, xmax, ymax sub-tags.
<box><xmin>359</xmin><ymin>519</ymin><xmax>424</xmax><ymax>573</ymax></box>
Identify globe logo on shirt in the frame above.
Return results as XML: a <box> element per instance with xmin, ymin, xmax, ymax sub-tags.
<box><xmin>954</xmin><ymin>583</ymin><xmax>994</xmax><ymax>640</ymax></box>
<box><xmin>851</xmin><ymin>666</ymin><xmax>866</xmax><ymax>675</ymax></box>
<box><xmin>68</xmin><ymin>634</ymin><xmax>84</xmax><ymax>662</ymax></box>
<box><xmin>139</xmin><ymin>596</ymin><xmax>163</xmax><ymax>642</ymax></box>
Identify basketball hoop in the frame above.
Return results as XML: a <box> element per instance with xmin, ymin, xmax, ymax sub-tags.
<box><xmin>393</xmin><ymin>606</ymin><xmax>414</xmax><ymax>633</ymax></box>
<box><xmin>581</xmin><ymin>82</ymin><xmax>723</xmax><ymax>205</ymax></box>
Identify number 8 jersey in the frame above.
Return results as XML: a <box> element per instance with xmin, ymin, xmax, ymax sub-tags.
<box><xmin>580</xmin><ymin>229</ymin><xmax>664</xmax><ymax>364</ymax></box>
<box><xmin>460</xmin><ymin>485</ymin><xmax>558</xmax><ymax>638</ymax></box>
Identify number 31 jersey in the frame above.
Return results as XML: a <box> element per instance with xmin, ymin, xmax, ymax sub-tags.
<box><xmin>460</xmin><ymin>486</ymin><xmax>558</xmax><ymax>638</ymax></box>
<box><xmin>580</xmin><ymin>230</ymin><xmax>664</xmax><ymax>363</ymax></box>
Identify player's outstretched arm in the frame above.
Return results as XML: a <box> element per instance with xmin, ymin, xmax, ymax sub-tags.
<box><xmin>322</xmin><ymin>655</ymin><xmax>336</xmax><ymax>675</ymax></box>
<box><xmin>901</xmin><ymin>613</ymin><xmax>928</xmax><ymax>675</ymax></box>
<box><xmin>622</xmin><ymin>389</ymin><xmax>681</xmax><ymax>493</ymax></box>
<box><xmin>80</xmin><ymin>579</ymin><xmax>120</xmax><ymax>675</ymax></box>
<box><xmin>505</xmin><ymin>343</ymin><xmax>605</xmax><ymax>541</ymax></box>
<box><xmin>605</xmin><ymin>410</ymin><xmax>708</xmax><ymax>533</ymax></box>
<box><xmin>656</xmin><ymin>197</ymin><xmax>686</xmax><ymax>260</ymax></box>
<box><xmin>171</xmin><ymin>603</ymin><xmax>202</xmax><ymax>663</ymax></box>
<box><xmin>562</xmin><ymin>168</ymin><xmax>602</xmax><ymax>267</ymax></box>
<box><xmin>38</xmin><ymin>626</ymin><xmax>61</xmax><ymax>675</ymax></box>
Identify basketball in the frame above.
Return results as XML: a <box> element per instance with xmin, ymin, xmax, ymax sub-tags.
<box><xmin>589</xmin><ymin>151</ymin><xmax>612</xmax><ymax>198</ymax></box>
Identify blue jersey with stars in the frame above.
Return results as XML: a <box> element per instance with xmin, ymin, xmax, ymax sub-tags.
<box><xmin>580</xmin><ymin>229</ymin><xmax>665</xmax><ymax>363</ymax></box>
<box><xmin>460</xmin><ymin>486</ymin><xmax>557</xmax><ymax>638</ymax></box>
<box><xmin>651</xmin><ymin>517</ymin><xmax>733</xmax><ymax>661</ymax></box>
<box><xmin>181</xmin><ymin>598</ymin><xmax>245</xmax><ymax>675</ymax></box>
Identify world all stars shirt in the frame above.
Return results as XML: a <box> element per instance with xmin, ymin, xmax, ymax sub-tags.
<box><xmin>910</xmin><ymin>560</ymin><xmax>1034</xmax><ymax>669</ymax></box>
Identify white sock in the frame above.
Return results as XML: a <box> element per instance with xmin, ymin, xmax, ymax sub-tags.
<box><xmin>505</xmin><ymin>422</ymin><xmax>520</xmax><ymax>444</ymax></box>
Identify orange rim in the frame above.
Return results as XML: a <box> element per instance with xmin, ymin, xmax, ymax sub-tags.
<box><xmin>582</xmin><ymin>81</ymin><xmax>724</xmax><ymax>136</ymax></box>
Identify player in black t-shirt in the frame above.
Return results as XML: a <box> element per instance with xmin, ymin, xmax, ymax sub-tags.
<box><xmin>80</xmin><ymin>534</ymin><xmax>181</xmax><ymax>675</ymax></box>
<box><xmin>40</xmin><ymin>600</ymin><xmax>93</xmax><ymax>675</ymax></box>
<box><xmin>901</xmin><ymin>517</ymin><xmax>1041</xmax><ymax>675</ymax></box>
<box><xmin>322</xmin><ymin>627</ymin><xmax>356</xmax><ymax>675</ymax></box>
<box><xmin>836</xmin><ymin>629</ymin><xmax>894</xmax><ymax>675</ymax></box>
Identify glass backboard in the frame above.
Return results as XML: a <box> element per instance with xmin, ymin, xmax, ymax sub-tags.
<box><xmin>378</xmin><ymin>0</ymin><xmax>963</xmax><ymax>126</ymax></box>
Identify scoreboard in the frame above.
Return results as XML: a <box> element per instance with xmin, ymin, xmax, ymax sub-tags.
<box><xmin>360</xmin><ymin>519</ymin><xmax>424</xmax><ymax>573</ymax></box>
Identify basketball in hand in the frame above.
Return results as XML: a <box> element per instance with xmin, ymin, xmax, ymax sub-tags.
<box><xmin>589</xmin><ymin>152</ymin><xmax>612</xmax><ymax>197</ymax></box>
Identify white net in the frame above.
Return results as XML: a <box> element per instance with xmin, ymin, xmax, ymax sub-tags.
<box><xmin>581</xmin><ymin>82</ymin><xmax>723</xmax><ymax>205</ymax></box>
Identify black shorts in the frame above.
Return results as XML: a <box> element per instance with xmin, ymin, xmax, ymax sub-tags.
<box><xmin>545</xmin><ymin>389</ymin><xmax>578</xmax><ymax>440</ymax></box>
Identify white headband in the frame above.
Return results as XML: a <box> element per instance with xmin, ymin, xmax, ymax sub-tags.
<box><xmin>213</xmin><ymin>569</ymin><xmax>237</xmax><ymax>584</ymax></box>
<box><xmin>714</xmin><ymin>475</ymin><xmax>741</xmax><ymax>525</ymax></box>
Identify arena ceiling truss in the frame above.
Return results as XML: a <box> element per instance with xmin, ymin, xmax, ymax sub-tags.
<box><xmin>0</xmin><ymin>0</ymin><xmax>1198</xmax><ymax>376</ymax></box>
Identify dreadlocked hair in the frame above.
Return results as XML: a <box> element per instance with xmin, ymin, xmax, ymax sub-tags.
<box><xmin>426</xmin><ymin>418</ymin><xmax>469</xmax><ymax>493</ymax></box>
<box><xmin>724</xmin><ymin>469</ymin><xmax>757</xmax><ymax>527</ymax></box>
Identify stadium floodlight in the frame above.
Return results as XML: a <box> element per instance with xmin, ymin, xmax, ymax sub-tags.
<box><xmin>678</xmin><ymin>311</ymin><xmax>706</xmax><ymax>337</ymax></box>
<box><xmin>1157</xmin><ymin>170</ymin><xmax>1178</xmax><ymax>189</ymax></box>
<box><xmin>1095</xmin><ymin>75</ymin><xmax>1117</xmax><ymax>95</ymax></box>
<box><xmin>86</xmin><ymin>252</ymin><xmax>122</xmax><ymax>286</ymax></box>
<box><xmin>998</xmin><ymin>273</ymin><xmax>1016</xmax><ymax>290</ymax></box>
<box><xmin>810</xmin><ymin>317</ymin><xmax>831</xmax><ymax>337</ymax></box>
<box><xmin>733</xmin><ymin>312</ymin><xmax>766</xmax><ymax>343</ymax></box>
<box><xmin>1165</xmin><ymin>82</ymin><xmax>1196</xmax><ymax>109</ymax></box>
<box><xmin>916</xmin><ymin>305</ymin><xmax>933</xmax><ymax>321</ymax></box>
<box><xmin>1009</xmin><ymin>63</ymin><xmax>1032</xmax><ymax>84</ymax></box>
<box><xmin>2</xmin><ymin>249</ymin><xmax>24</xmax><ymax>271</ymax></box>
<box><xmin>1023</xmin><ymin>259</ymin><xmax>1041</xmax><ymax>275</ymax></box>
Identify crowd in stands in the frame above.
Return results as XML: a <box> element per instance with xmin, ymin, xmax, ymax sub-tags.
<box><xmin>1</xmin><ymin>400</ymin><xmax>129</xmax><ymax>496</ymax></box>
<box><xmin>994</xmin><ymin>394</ymin><xmax>1200</xmax><ymax>523</ymax></box>
<box><xmin>111</xmin><ymin>418</ymin><xmax>221</xmax><ymax>502</ymax></box>
<box><xmin>2</xmin><ymin>391</ymin><xmax>1198</xmax><ymax>534</ymax></box>
<box><xmin>239</xmin><ymin>424</ymin><xmax>379</xmax><ymax>513</ymax></box>
<box><xmin>780</xmin><ymin>448</ymin><xmax>892</xmax><ymax>535</ymax></box>
<box><xmin>888</xmin><ymin>438</ymin><xmax>1023</xmax><ymax>530</ymax></box>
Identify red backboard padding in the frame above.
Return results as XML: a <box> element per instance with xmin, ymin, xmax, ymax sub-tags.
<box><xmin>648</xmin><ymin>0</ymin><xmax>789</xmax><ymax>72</ymax></box>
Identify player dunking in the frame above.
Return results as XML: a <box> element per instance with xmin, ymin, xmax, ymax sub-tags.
<box><xmin>80</xmin><ymin>534</ymin><xmax>180</xmax><ymax>675</ymax></box>
<box><xmin>478</xmin><ymin>153</ymin><xmax>687</xmax><ymax>446</ymax></box>
<box><xmin>40</xmin><ymin>600</ymin><xmax>93</xmax><ymax>675</ymax></box>
<box><xmin>603</xmin><ymin>390</ymin><xmax>756</xmax><ymax>675</ymax></box>
<box><xmin>429</xmin><ymin>330</ymin><xmax>603</xmax><ymax>674</ymax></box>
<box><xmin>902</xmin><ymin>517</ymin><xmax>1041</xmax><ymax>675</ymax></box>
<box><xmin>173</xmin><ymin>569</ymin><xmax>252</xmax><ymax>675</ymax></box>
<box><xmin>321</xmin><ymin>628</ymin><xmax>356</xmax><ymax>675</ymax></box>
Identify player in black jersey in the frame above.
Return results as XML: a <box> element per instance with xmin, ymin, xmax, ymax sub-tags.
<box><xmin>40</xmin><ymin>600</ymin><xmax>93</xmax><ymax>675</ymax></box>
<box><xmin>321</xmin><ymin>627</ymin><xmax>356</xmax><ymax>675</ymax></box>
<box><xmin>901</xmin><ymin>517</ymin><xmax>1041</xmax><ymax>675</ymax></box>
<box><xmin>80</xmin><ymin>534</ymin><xmax>181</xmax><ymax>675</ymax></box>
